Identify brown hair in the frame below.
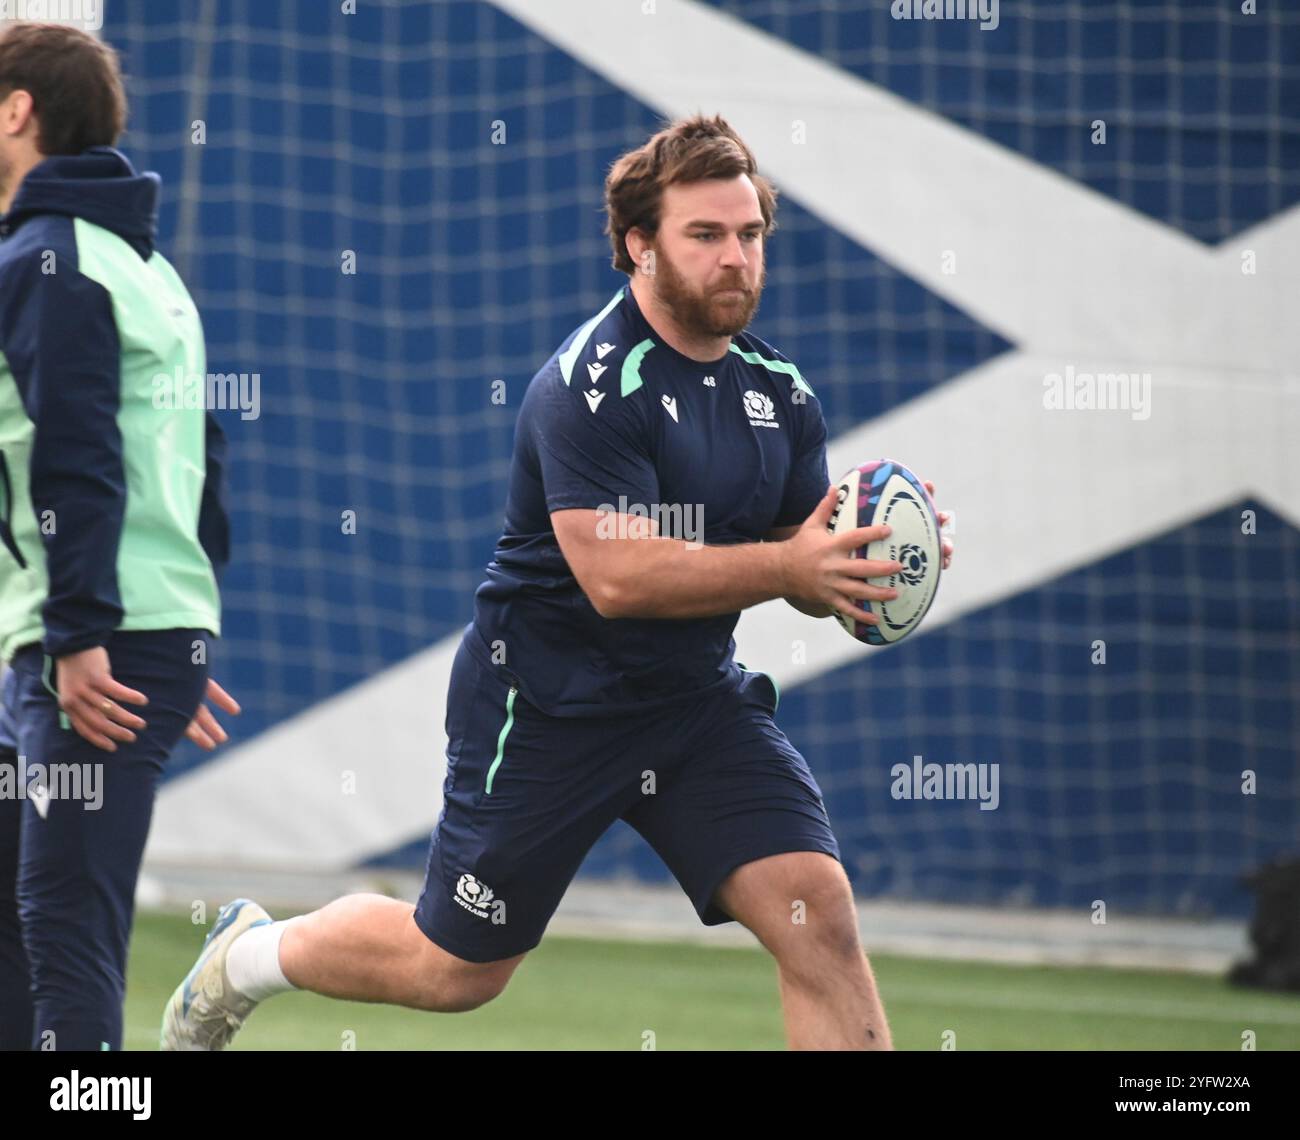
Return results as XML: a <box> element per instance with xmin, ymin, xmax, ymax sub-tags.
<box><xmin>604</xmin><ymin>114</ymin><xmax>778</xmax><ymax>275</ymax></box>
<box><xmin>0</xmin><ymin>22</ymin><xmax>126</xmax><ymax>155</ymax></box>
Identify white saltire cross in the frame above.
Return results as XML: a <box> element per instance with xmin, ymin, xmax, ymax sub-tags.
<box><xmin>147</xmin><ymin>0</ymin><xmax>1297</xmax><ymax>869</ymax></box>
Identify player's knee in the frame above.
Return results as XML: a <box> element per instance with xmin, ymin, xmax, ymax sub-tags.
<box><xmin>407</xmin><ymin>973</ymin><xmax>501</xmax><ymax>1013</ymax></box>
<box><xmin>411</xmin><ymin>952</ymin><xmax>519</xmax><ymax>1013</ymax></box>
<box><xmin>776</xmin><ymin>931</ymin><xmax>863</xmax><ymax>999</ymax></box>
<box><xmin>776</xmin><ymin>882</ymin><xmax>862</xmax><ymax>981</ymax></box>
<box><xmin>780</xmin><ymin>914</ymin><xmax>861</xmax><ymax>966</ymax></box>
<box><xmin>445</xmin><ymin>971</ymin><xmax>511</xmax><ymax>1012</ymax></box>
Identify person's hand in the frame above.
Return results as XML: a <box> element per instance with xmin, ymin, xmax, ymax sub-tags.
<box><xmin>185</xmin><ymin>678</ymin><xmax>241</xmax><ymax>751</ymax></box>
<box><xmin>55</xmin><ymin>647</ymin><xmax>148</xmax><ymax>752</ymax></box>
<box><xmin>922</xmin><ymin>479</ymin><xmax>955</xmax><ymax>570</ymax></box>
<box><xmin>778</xmin><ymin>485</ymin><xmax>904</xmax><ymax>628</ymax></box>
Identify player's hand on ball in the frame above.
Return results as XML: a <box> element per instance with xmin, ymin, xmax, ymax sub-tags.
<box><xmin>185</xmin><ymin>678</ymin><xmax>241</xmax><ymax>751</ymax></box>
<box><xmin>55</xmin><ymin>646</ymin><xmax>149</xmax><ymax>753</ymax></box>
<box><xmin>922</xmin><ymin>479</ymin><xmax>955</xmax><ymax>570</ymax></box>
<box><xmin>780</xmin><ymin>485</ymin><xmax>905</xmax><ymax>628</ymax></box>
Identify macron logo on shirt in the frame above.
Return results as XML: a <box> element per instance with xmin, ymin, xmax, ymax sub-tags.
<box><xmin>584</xmin><ymin>389</ymin><xmax>606</xmax><ymax>413</ymax></box>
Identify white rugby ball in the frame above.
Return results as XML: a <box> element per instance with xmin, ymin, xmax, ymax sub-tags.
<box><xmin>827</xmin><ymin>459</ymin><xmax>942</xmax><ymax>645</ymax></box>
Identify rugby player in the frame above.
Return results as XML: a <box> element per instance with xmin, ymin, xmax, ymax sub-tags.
<box><xmin>163</xmin><ymin>114</ymin><xmax>952</xmax><ymax>1052</ymax></box>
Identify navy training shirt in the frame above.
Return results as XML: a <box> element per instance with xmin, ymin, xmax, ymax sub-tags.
<box><xmin>468</xmin><ymin>283</ymin><xmax>830</xmax><ymax>717</ymax></box>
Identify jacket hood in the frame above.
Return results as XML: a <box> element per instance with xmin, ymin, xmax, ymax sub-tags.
<box><xmin>1</xmin><ymin>146</ymin><xmax>160</xmax><ymax>259</ymax></box>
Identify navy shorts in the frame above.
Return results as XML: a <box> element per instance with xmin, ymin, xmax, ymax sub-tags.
<box><xmin>414</xmin><ymin>635</ymin><xmax>840</xmax><ymax>963</ymax></box>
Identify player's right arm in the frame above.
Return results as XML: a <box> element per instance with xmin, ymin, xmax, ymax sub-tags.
<box><xmin>529</xmin><ymin>366</ymin><xmax>900</xmax><ymax>626</ymax></box>
<box><xmin>552</xmin><ymin>487</ymin><xmax>902</xmax><ymax>626</ymax></box>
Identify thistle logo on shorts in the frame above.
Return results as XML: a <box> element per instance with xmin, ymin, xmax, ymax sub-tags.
<box><xmin>742</xmin><ymin>389</ymin><xmax>778</xmax><ymax>428</ymax></box>
<box><xmin>454</xmin><ymin>873</ymin><xmax>497</xmax><ymax>919</ymax></box>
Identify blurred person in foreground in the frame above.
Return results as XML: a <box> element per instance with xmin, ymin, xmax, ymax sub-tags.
<box><xmin>0</xmin><ymin>22</ymin><xmax>236</xmax><ymax>1051</ymax></box>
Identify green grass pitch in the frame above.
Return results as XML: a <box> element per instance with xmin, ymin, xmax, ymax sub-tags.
<box><xmin>125</xmin><ymin>909</ymin><xmax>1300</xmax><ymax>1051</ymax></box>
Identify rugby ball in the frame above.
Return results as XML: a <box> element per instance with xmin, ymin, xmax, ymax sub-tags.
<box><xmin>827</xmin><ymin>459</ymin><xmax>942</xmax><ymax>645</ymax></box>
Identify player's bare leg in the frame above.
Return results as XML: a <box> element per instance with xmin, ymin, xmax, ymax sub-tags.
<box><xmin>279</xmin><ymin>894</ymin><xmax>525</xmax><ymax>1011</ymax></box>
<box><xmin>161</xmin><ymin>894</ymin><xmax>525</xmax><ymax>1049</ymax></box>
<box><xmin>715</xmin><ymin>851</ymin><xmax>891</xmax><ymax>1050</ymax></box>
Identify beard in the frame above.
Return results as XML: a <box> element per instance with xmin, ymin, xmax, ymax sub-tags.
<box><xmin>0</xmin><ymin>151</ymin><xmax>11</xmax><ymax>210</ymax></box>
<box><xmin>650</xmin><ymin>244</ymin><xmax>764</xmax><ymax>339</ymax></box>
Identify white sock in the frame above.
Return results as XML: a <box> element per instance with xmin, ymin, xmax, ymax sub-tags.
<box><xmin>225</xmin><ymin>918</ymin><xmax>298</xmax><ymax>1002</ymax></box>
